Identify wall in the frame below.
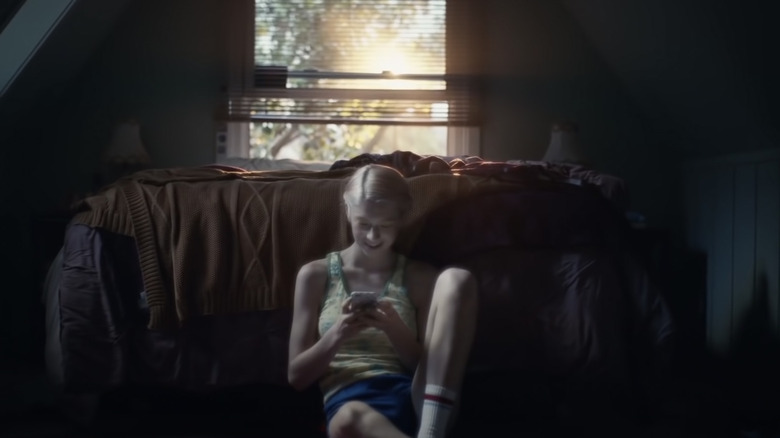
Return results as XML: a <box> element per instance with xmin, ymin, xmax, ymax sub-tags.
<box><xmin>684</xmin><ymin>149</ymin><xmax>780</xmax><ymax>355</ymax></box>
<box><xmin>562</xmin><ymin>0</ymin><xmax>780</xmax><ymax>162</ymax></box>
<box><xmin>480</xmin><ymin>0</ymin><xmax>673</xmax><ymax>229</ymax></box>
<box><xmin>52</xmin><ymin>0</ymin><xmax>226</xmax><ymax>194</ymax></box>
<box><xmin>0</xmin><ymin>0</ymin><xmax>224</xmax><ymax>370</ymax></box>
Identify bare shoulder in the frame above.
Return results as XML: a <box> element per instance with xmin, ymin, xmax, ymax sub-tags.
<box><xmin>298</xmin><ymin>257</ymin><xmax>328</xmax><ymax>278</ymax></box>
<box><xmin>295</xmin><ymin>258</ymin><xmax>329</xmax><ymax>302</ymax></box>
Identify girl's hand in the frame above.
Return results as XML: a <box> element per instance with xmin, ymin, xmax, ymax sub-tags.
<box><xmin>327</xmin><ymin>298</ymin><xmax>369</xmax><ymax>343</ymax></box>
<box><xmin>361</xmin><ymin>299</ymin><xmax>406</xmax><ymax>333</ymax></box>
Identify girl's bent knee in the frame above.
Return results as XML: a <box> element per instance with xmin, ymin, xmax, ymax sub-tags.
<box><xmin>328</xmin><ymin>401</ymin><xmax>369</xmax><ymax>438</ymax></box>
<box><xmin>437</xmin><ymin>267</ymin><xmax>478</xmax><ymax>302</ymax></box>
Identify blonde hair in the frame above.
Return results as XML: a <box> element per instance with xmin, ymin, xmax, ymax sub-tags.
<box><xmin>343</xmin><ymin>164</ymin><xmax>412</xmax><ymax>216</ymax></box>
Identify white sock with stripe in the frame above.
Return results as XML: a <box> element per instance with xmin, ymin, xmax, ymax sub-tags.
<box><xmin>417</xmin><ymin>384</ymin><xmax>457</xmax><ymax>438</ymax></box>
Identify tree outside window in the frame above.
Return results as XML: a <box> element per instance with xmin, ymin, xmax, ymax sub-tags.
<box><xmin>249</xmin><ymin>0</ymin><xmax>450</xmax><ymax>161</ymax></box>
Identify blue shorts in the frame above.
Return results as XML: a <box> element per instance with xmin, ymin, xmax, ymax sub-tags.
<box><xmin>323</xmin><ymin>374</ymin><xmax>417</xmax><ymax>436</ymax></box>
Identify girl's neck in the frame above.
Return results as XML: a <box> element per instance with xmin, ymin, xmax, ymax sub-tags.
<box><xmin>341</xmin><ymin>245</ymin><xmax>396</xmax><ymax>271</ymax></box>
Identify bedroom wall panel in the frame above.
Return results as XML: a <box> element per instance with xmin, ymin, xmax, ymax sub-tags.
<box><xmin>756</xmin><ymin>162</ymin><xmax>780</xmax><ymax>333</ymax></box>
<box><xmin>732</xmin><ymin>165</ymin><xmax>756</xmax><ymax>342</ymax></box>
<box><xmin>683</xmin><ymin>149</ymin><xmax>780</xmax><ymax>356</ymax></box>
<box><xmin>708</xmin><ymin>166</ymin><xmax>734</xmax><ymax>354</ymax></box>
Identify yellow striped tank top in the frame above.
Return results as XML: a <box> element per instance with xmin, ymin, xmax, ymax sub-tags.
<box><xmin>318</xmin><ymin>252</ymin><xmax>418</xmax><ymax>402</ymax></box>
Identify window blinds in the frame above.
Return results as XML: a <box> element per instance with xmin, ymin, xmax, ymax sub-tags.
<box><xmin>221</xmin><ymin>0</ymin><xmax>481</xmax><ymax>126</ymax></box>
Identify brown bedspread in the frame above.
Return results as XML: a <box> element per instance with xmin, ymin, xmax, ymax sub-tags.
<box><xmin>70</xmin><ymin>166</ymin><xmax>530</xmax><ymax>329</ymax></box>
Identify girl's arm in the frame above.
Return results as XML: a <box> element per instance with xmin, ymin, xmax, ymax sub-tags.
<box><xmin>287</xmin><ymin>261</ymin><xmax>367</xmax><ymax>390</ymax></box>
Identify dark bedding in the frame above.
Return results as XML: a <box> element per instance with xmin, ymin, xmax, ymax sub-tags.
<box><xmin>53</xmin><ymin>224</ymin><xmax>292</xmax><ymax>392</ymax></box>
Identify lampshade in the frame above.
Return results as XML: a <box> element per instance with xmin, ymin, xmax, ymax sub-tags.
<box><xmin>542</xmin><ymin>121</ymin><xmax>585</xmax><ymax>164</ymax></box>
<box><xmin>103</xmin><ymin>120</ymin><xmax>151</xmax><ymax>165</ymax></box>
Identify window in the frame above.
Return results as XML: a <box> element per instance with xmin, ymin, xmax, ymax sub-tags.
<box><xmin>220</xmin><ymin>0</ymin><xmax>482</xmax><ymax>162</ymax></box>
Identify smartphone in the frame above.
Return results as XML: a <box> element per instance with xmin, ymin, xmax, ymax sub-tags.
<box><xmin>349</xmin><ymin>291</ymin><xmax>378</xmax><ymax>310</ymax></box>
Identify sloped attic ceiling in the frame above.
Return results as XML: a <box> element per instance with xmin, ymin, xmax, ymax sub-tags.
<box><xmin>0</xmin><ymin>0</ymin><xmax>74</xmax><ymax>98</ymax></box>
<box><xmin>0</xmin><ymin>0</ymin><xmax>25</xmax><ymax>33</ymax></box>
<box><xmin>0</xmin><ymin>0</ymin><xmax>131</xmax><ymax>127</ymax></box>
<box><xmin>562</xmin><ymin>0</ymin><xmax>779</xmax><ymax>158</ymax></box>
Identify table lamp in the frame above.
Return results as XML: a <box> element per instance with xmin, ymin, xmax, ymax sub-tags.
<box><xmin>96</xmin><ymin>119</ymin><xmax>151</xmax><ymax>187</ymax></box>
<box><xmin>542</xmin><ymin>120</ymin><xmax>585</xmax><ymax>165</ymax></box>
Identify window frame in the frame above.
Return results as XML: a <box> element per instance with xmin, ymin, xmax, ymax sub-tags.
<box><xmin>219</xmin><ymin>0</ymin><xmax>482</xmax><ymax>161</ymax></box>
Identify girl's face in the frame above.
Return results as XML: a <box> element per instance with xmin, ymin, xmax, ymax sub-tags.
<box><xmin>347</xmin><ymin>200</ymin><xmax>404</xmax><ymax>256</ymax></box>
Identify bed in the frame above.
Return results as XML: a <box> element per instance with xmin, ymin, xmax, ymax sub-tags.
<box><xmin>43</xmin><ymin>152</ymin><xmax>675</xmax><ymax>436</ymax></box>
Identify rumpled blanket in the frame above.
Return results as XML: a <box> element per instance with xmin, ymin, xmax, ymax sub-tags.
<box><xmin>333</xmin><ymin>151</ymin><xmax>629</xmax><ymax>211</ymax></box>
